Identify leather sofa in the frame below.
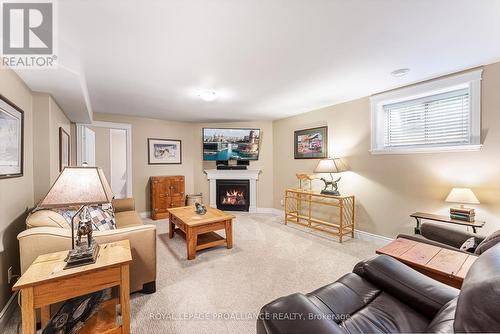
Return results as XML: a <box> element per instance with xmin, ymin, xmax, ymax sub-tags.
<box><xmin>257</xmin><ymin>242</ymin><xmax>500</xmax><ymax>333</ymax></box>
<box><xmin>17</xmin><ymin>198</ymin><xmax>157</xmax><ymax>294</ymax></box>
<box><xmin>398</xmin><ymin>222</ymin><xmax>500</xmax><ymax>256</ymax></box>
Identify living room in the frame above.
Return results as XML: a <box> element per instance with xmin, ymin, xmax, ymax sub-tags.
<box><xmin>1</xmin><ymin>1</ymin><xmax>500</xmax><ymax>333</ymax></box>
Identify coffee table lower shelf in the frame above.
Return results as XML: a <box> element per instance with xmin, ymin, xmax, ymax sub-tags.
<box><xmin>174</xmin><ymin>229</ymin><xmax>226</xmax><ymax>251</ymax></box>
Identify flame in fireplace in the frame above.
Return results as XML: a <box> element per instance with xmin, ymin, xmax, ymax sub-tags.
<box><xmin>222</xmin><ymin>189</ymin><xmax>246</xmax><ymax>205</ymax></box>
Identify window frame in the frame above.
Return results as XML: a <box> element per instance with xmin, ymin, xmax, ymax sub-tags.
<box><xmin>370</xmin><ymin>69</ymin><xmax>482</xmax><ymax>154</ymax></box>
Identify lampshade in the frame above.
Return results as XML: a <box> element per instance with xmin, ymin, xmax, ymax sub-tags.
<box><xmin>445</xmin><ymin>188</ymin><xmax>480</xmax><ymax>205</ymax></box>
<box><xmin>39</xmin><ymin>167</ymin><xmax>113</xmax><ymax>208</ymax></box>
<box><xmin>314</xmin><ymin>157</ymin><xmax>349</xmax><ymax>173</ymax></box>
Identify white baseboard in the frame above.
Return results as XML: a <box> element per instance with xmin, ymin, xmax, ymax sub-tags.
<box><xmin>256</xmin><ymin>207</ymin><xmax>277</xmax><ymax>214</ymax></box>
<box><xmin>354</xmin><ymin>229</ymin><xmax>393</xmax><ymax>246</ymax></box>
<box><xmin>139</xmin><ymin>211</ymin><xmax>150</xmax><ymax>218</ymax></box>
<box><xmin>0</xmin><ymin>291</ymin><xmax>18</xmax><ymax>332</ymax></box>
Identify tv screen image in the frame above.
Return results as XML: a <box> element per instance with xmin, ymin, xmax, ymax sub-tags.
<box><xmin>203</xmin><ymin>128</ymin><xmax>260</xmax><ymax>161</ymax></box>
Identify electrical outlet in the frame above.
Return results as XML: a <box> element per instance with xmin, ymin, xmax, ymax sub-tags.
<box><xmin>7</xmin><ymin>266</ymin><xmax>13</xmax><ymax>284</ymax></box>
<box><xmin>280</xmin><ymin>199</ymin><xmax>284</xmax><ymax>206</ymax></box>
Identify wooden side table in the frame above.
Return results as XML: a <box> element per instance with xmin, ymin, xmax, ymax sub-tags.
<box><xmin>13</xmin><ymin>240</ymin><xmax>133</xmax><ymax>334</ymax></box>
<box><xmin>376</xmin><ymin>238</ymin><xmax>477</xmax><ymax>289</ymax></box>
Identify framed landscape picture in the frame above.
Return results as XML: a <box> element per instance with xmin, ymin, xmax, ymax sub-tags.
<box><xmin>0</xmin><ymin>95</ymin><xmax>24</xmax><ymax>178</ymax></box>
<box><xmin>148</xmin><ymin>138</ymin><xmax>182</xmax><ymax>164</ymax></box>
<box><xmin>294</xmin><ymin>126</ymin><xmax>328</xmax><ymax>159</ymax></box>
<box><xmin>59</xmin><ymin>127</ymin><xmax>70</xmax><ymax>172</ymax></box>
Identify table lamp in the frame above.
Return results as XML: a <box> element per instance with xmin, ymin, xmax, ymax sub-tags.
<box><xmin>39</xmin><ymin>167</ymin><xmax>113</xmax><ymax>268</ymax></box>
<box><xmin>314</xmin><ymin>157</ymin><xmax>349</xmax><ymax>196</ymax></box>
<box><xmin>445</xmin><ymin>187</ymin><xmax>480</xmax><ymax>209</ymax></box>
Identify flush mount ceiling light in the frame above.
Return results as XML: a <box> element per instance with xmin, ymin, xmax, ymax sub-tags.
<box><xmin>198</xmin><ymin>90</ymin><xmax>218</xmax><ymax>102</ymax></box>
<box><xmin>391</xmin><ymin>68</ymin><xmax>410</xmax><ymax>77</ymax></box>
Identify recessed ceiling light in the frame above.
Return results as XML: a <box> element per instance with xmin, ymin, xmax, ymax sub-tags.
<box><xmin>198</xmin><ymin>90</ymin><xmax>218</xmax><ymax>102</ymax></box>
<box><xmin>391</xmin><ymin>68</ymin><xmax>410</xmax><ymax>77</ymax></box>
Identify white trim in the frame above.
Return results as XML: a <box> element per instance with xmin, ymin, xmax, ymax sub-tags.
<box><xmin>256</xmin><ymin>207</ymin><xmax>276</xmax><ymax>214</ymax></box>
<box><xmin>139</xmin><ymin>211</ymin><xmax>150</xmax><ymax>219</ymax></box>
<box><xmin>354</xmin><ymin>230</ymin><xmax>393</xmax><ymax>246</ymax></box>
<box><xmin>0</xmin><ymin>291</ymin><xmax>18</xmax><ymax>331</ymax></box>
<box><xmin>76</xmin><ymin>121</ymin><xmax>133</xmax><ymax>198</ymax></box>
<box><xmin>370</xmin><ymin>69</ymin><xmax>483</xmax><ymax>154</ymax></box>
<box><xmin>370</xmin><ymin>144</ymin><xmax>482</xmax><ymax>155</ymax></box>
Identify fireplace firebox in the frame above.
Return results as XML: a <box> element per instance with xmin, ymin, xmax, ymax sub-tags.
<box><xmin>216</xmin><ymin>179</ymin><xmax>250</xmax><ymax>212</ymax></box>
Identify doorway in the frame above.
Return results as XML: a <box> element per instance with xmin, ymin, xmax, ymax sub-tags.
<box><xmin>76</xmin><ymin>122</ymin><xmax>132</xmax><ymax>198</ymax></box>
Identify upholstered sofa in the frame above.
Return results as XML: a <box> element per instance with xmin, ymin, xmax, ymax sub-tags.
<box><xmin>17</xmin><ymin>198</ymin><xmax>157</xmax><ymax>294</ymax></box>
<box><xmin>257</xmin><ymin>242</ymin><xmax>500</xmax><ymax>333</ymax></box>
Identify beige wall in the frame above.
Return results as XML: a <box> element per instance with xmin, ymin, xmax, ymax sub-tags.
<box><xmin>32</xmin><ymin>94</ymin><xmax>71</xmax><ymax>203</ymax></box>
<box><xmin>273</xmin><ymin>62</ymin><xmax>500</xmax><ymax>238</ymax></box>
<box><xmin>88</xmin><ymin>126</ymin><xmax>111</xmax><ymax>182</ymax></box>
<box><xmin>0</xmin><ymin>67</ymin><xmax>34</xmax><ymax>312</ymax></box>
<box><xmin>93</xmin><ymin>113</ymin><xmax>197</xmax><ymax>213</ymax></box>
<box><xmin>193</xmin><ymin>122</ymin><xmax>274</xmax><ymax>208</ymax></box>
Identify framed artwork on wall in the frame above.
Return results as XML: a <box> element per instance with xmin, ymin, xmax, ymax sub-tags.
<box><xmin>148</xmin><ymin>138</ymin><xmax>182</xmax><ymax>164</ymax></box>
<box><xmin>59</xmin><ymin>127</ymin><xmax>70</xmax><ymax>171</ymax></box>
<box><xmin>294</xmin><ymin>126</ymin><xmax>328</xmax><ymax>159</ymax></box>
<box><xmin>0</xmin><ymin>95</ymin><xmax>24</xmax><ymax>179</ymax></box>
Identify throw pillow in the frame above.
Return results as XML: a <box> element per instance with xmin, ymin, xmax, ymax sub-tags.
<box><xmin>460</xmin><ymin>237</ymin><xmax>478</xmax><ymax>253</ymax></box>
<box><xmin>88</xmin><ymin>204</ymin><xmax>116</xmax><ymax>231</ymax></box>
<box><xmin>475</xmin><ymin>230</ymin><xmax>500</xmax><ymax>255</ymax></box>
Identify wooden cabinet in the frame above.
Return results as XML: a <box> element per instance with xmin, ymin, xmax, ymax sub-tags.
<box><xmin>150</xmin><ymin>175</ymin><xmax>185</xmax><ymax>220</ymax></box>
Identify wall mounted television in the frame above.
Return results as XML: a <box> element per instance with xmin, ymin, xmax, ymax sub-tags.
<box><xmin>203</xmin><ymin>128</ymin><xmax>260</xmax><ymax>161</ymax></box>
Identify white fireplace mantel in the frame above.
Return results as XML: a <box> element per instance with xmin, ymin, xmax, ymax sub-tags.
<box><xmin>204</xmin><ymin>169</ymin><xmax>261</xmax><ymax>213</ymax></box>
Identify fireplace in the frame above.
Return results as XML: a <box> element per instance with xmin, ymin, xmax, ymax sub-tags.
<box><xmin>216</xmin><ymin>179</ymin><xmax>250</xmax><ymax>212</ymax></box>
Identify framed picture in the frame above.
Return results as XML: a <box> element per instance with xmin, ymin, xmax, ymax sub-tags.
<box><xmin>0</xmin><ymin>95</ymin><xmax>24</xmax><ymax>179</ymax></box>
<box><xmin>148</xmin><ymin>138</ymin><xmax>182</xmax><ymax>164</ymax></box>
<box><xmin>59</xmin><ymin>127</ymin><xmax>70</xmax><ymax>172</ymax></box>
<box><xmin>294</xmin><ymin>126</ymin><xmax>328</xmax><ymax>159</ymax></box>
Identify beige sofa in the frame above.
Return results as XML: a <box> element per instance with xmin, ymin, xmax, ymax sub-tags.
<box><xmin>17</xmin><ymin>198</ymin><xmax>157</xmax><ymax>294</ymax></box>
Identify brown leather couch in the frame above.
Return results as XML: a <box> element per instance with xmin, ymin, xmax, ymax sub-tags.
<box><xmin>18</xmin><ymin>198</ymin><xmax>157</xmax><ymax>294</ymax></box>
<box><xmin>398</xmin><ymin>221</ymin><xmax>500</xmax><ymax>256</ymax></box>
<box><xmin>257</xmin><ymin>242</ymin><xmax>500</xmax><ymax>333</ymax></box>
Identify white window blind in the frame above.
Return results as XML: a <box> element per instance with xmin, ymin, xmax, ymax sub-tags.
<box><xmin>383</xmin><ymin>88</ymin><xmax>470</xmax><ymax>148</ymax></box>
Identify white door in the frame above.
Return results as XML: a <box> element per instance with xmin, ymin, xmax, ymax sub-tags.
<box><xmin>110</xmin><ymin>128</ymin><xmax>128</xmax><ymax>198</ymax></box>
<box><xmin>82</xmin><ymin>126</ymin><xmax>96</xmax><ymax>166</ymax></box>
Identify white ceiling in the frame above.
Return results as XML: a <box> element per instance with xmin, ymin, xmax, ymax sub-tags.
<box><xmin>18</xmin><ymin>0</ymin><xmax>500</xmax><ymax>122</ymax></box>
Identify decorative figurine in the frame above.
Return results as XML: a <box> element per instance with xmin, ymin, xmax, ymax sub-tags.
<box><xmin>195</xmin><ymin>202</ymin><xmax>207</xmax><ymax>215</ymax></box>
<box><xmin>76</xmin><ymin>218</ymin><xmax>93</xmax><ymax>248</ymax></box>
<box><xmin>320</xmin><ymin>176</ymin><xmax>341</xmax><ymax>196</ymax></box>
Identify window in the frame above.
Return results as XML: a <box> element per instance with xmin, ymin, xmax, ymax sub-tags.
<box><xmin>370</xmin><ymin>69</ymin><xmax>482</xmax><ymax>154</ymax></box>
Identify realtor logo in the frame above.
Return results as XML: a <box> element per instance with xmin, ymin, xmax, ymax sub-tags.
<box><xmin>3</xmin><ymin>2</ymin><xmax>53</xmax><ymax>54</ymax></box>
<box><xmin>1</xmin><ymin>1</ymin><xmax>56</xmax><ymax>68</ymax></box>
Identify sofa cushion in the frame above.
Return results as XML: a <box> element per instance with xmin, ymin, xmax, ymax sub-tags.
<box><xmin>341</xmin><ymin>292</ymin><xmax>429</xmax><ymax>333</ymax></box>
<box><xmin>114</xmin><ymin>210</ymin><xmax>143</xmax><ymax>228</ymax></box>
<box><xmin>306</xmin><ymin>273</ymin><xmax>380</xmax><ymax>323</ymax></box>
<box><xmin>26</xmin><ymin>210</ymin><xmax>69</xmax><ymax>229</ymax></box>
<box><xmin>425</xmin><ymin>298</ymin><xmax>457</xmax><ymax>333</ymax></box>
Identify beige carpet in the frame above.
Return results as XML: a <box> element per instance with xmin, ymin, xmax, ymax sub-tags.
<box><xmin>4</xmin><ymin>213</ymin><xmax>378</xmax><ymax>334</ymax></box>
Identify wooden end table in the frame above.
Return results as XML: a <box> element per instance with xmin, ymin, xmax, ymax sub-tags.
<box><xmin>168</xmin><ymin>206</ymin><xmax>235</xmax><ymax>260</ymax></box>
<box><xmin>13</xmin><ymin>240</ymin><xmax>132</xmax><ymax>334</ymax></box>
<box><xmin>376</xmin><ymin>238</ymin><xmax>477</xmax><ymax>289</ymax></box>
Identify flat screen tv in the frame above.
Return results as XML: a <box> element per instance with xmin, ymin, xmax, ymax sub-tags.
<box><xmin>203</xmin><ymin>128</ymin><xmax>260</xmax><ymax>161</ymax></box>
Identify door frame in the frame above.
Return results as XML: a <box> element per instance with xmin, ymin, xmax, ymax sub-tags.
<box><xmin>76</xmin><ymin>121</ymin><xmax>133</xmax><ymax>198</ymax></box>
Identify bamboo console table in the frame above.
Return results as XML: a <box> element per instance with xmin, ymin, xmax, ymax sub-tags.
<box><xmin>284</xmin><ymin>189</ymin><xmax>355</xmax><ymax>242</ymax></box>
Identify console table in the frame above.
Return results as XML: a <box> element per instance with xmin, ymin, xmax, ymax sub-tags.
<box><xmin>411</xmin><ymin>212</ymin><xmax>485</xmax><ymax>234</ymax></box>
<box><xmin>284</xmin><ymin>189</ymin><xmax>355</xmax><ymax>243</ymax></box>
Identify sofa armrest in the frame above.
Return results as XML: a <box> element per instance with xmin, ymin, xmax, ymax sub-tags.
<box><xmin>112</xmin><ymin>198</ymin><xmax>135</xmax><ymax>213</ymax></box>
<box><xmin>420</xmin><ymin>222</ymin><xmax>485</xmax><ymax>249</ymax></box>
<box><xmin>257</xmin><ymin>293</ymin><xmax>344</xmax><ymax>334</ymax></box>
<box><xmin>18</xmin><ymin>224</ymin><xmax>156</xmax><ymax>293</ymax></box>
<box><xmin>353</xmin><ymin>255</ymin><xmax>459</xmax><ymax>318</ymax></box>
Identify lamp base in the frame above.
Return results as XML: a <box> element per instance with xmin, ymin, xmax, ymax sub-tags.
<box><xmin>64</xmin><ymin>242</ymin><xmax>100</xmax><ymax>269</ymax></box>
<box><xmin>320</xmin><ymin>189</ymin><xmax>340</xmax><ymax>196</ymax></box>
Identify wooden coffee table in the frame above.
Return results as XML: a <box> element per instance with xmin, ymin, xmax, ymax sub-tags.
<box><xmin>168</xmin><ymin>206</ymin><xmax>235</xmax><ymax>260</ymax></box>
<box><xmin>376</xmin><ymin>238</ymin><xmax>477</xmax><ymax>289</ymax></box>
